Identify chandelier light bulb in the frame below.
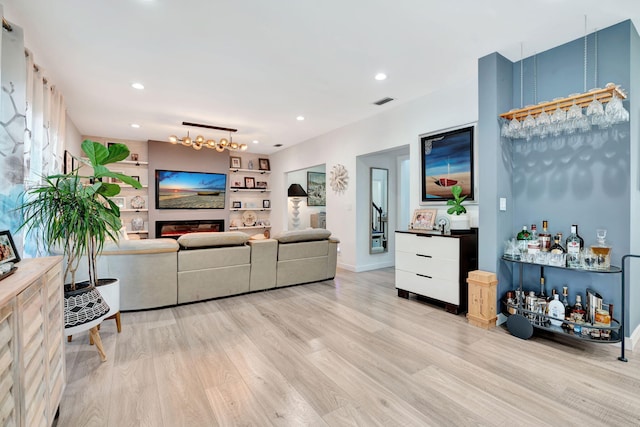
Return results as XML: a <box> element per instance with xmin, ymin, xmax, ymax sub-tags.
<box><xmin>206</xmin><ymin>139</ymin><xmax>215</xmax><ymax>148</ymax></box>
<box><xmin>240</xmin><ymin>144</ymin><xmax>248</xmax><ymax>151</ymax></box>
<box><xmin>169</xmin><ymin>135</ymin><xmax>179</xmax><ymax>144</ymax></box>
<box><xmin>219</xmin><ymin>138</ymin><xmax>228</xmax><ymax>146</ymax></box>
<box><xmin>215</xmin><ymin>144</ymin><xmax>225</xmax><ymax>152</ymax></box>
<box><xmin>195</xmin><ymin>135</ymin><xmax>205</xmax><ymax>143</ymax></box>
<box><xmin>182</xmin><ymin>136</ymin><xmax>192</xmax><ymax>146</ymax></box>
<box><xmin>230</xmin><ymin>142</ymin><xmax>239</xmax><ymax>150</ymax></box>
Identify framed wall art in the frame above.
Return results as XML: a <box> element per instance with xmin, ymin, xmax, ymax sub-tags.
<box><xmin>307</xmin><ymin>172</ymin><xmax>326</xmax><ymax>206</ymax></box>
<box><xmin>230</xmin><ymin>156</ymin><xmax>242</xmax><ymax>169</ymax></box>
<box><xmin>258</xmin><ymin>158</ymin><xmax>270</xmax><ymax>171</ymax></box>
<box><xmin>421</xmin><ymin>125</ymin><xmax>474</xmax><ymax>202</ymax></box>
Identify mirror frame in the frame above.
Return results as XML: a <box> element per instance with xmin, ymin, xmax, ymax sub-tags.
<box><xmin>370</xmin><ymin>167</ymin><xmax>388</xmax><ymax>254</ymax></box>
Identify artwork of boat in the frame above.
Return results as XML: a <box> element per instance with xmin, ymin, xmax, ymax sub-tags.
<box><xmin>432</xmin><ymin>159</ymin><xmax>457</xmax><ymax>187</ymax></box>
<box><xmin>197</xmin><ymin>191</ymin><xmax>220</xmax><ymax>196</ymax></box>
<box><xmin>434</xmin><ymin>177</ymin><xmax>458</xmax><ymax>187</ymax></box>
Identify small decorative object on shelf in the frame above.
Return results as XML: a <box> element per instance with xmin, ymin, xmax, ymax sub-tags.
<box><xmin>130</xmin><ymin>195</ymin><xmax>145</xmax><ymax>209</ymax></box>
<box><xmin>131</xmin><ymin>153</ymin><xmax>139</xmax><ymax>161</ymax></box>
<box><xmin>131</xmin><ymin>217</ymin><xmax>144</xmax><ymax>231</ymax></box>
<box><xmin>248</xmin><ymin>160</ymin><xmax>254</xmax><ymax>170</ymax></box>
<box><xmin>258</xmin><ymin>158</ymin><xmax>270</xmax><ymax>171</ymax></box>
<box><xmin>232</xmin><ymin>201</ymin><xmax>242</xmax><ymax>208</ymax></box>
<box><xmin>242</xmin><ymin>210</ymin><xmax>257</xmax><ymax>227</ymax></box>
<box><xmin>263</xmin><ymin>200</ymin><xmax>270</xmax><ymax>208</ymax></box>
<box><xmin>230</xmin><ymin>156</ymin><xmax>241</xmax><ymax>169</ymax></box>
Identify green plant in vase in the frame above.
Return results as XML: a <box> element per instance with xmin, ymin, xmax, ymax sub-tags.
<box><xmin>446</xmin><ymin>184</ymin><xmax>467</xmax><ymax>215</ymax></box>
<box><xmin>17</xmin><ymin>140</ymin><xmax>141</xmax><ymax>330</ymax></box>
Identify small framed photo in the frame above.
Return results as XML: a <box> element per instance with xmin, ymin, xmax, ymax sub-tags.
<box><xmin>230</xmin><ymin>156</ymin><xmax>242</xmax><ymax>169</ymax></box>
<box><xmin>110</xmin><ymin>170</ymin><xmax>124</xmax><ymax>184</ymax></box>
<box><xmin>258</xmin><ymin>158</ymin><xmax>270</xmax><ymax>171</ymax></box>
<box><xmin>130</xmin><ymin>153</ymin><xmax>139</xmax><ymax>161</ymax></box>
<box><xmin>0</xmin><ymin>230</ymin><xmax>20</xmax><ymax>265</ymax></box>
<box><xmin>411</xmin><ymin>209</ymin><xmax>437</xmax><ymax>230</ymax></box>
<box><xmin>231</xmin><ymin>180</ymin><xmax>243</xmax><ymax>188</ymax></box>
<box><xmin>232</xmin><ymin>201</ymin><xmax>242</xmax><ymax>209</ymax></box>
<box><xmin>107</xmin><ymin>142</ymin><xmax>117</xmax><ymax>150</ymax></box>
<box><xmin>263</xmin><ymin>200</ymin><xmax>271</xmax><ymax>209</ymax></box>
<box><xmin>131</xmin><ymin>175</ymin><xmax>140</xmax><ymax>182</ymax></box>
<box><xmin>256</xmin><ymin>181</ymin><xmax>268</xmax><ymax>189</ymax></box>
<box><xmin>111</xmin><ymin>197</ymin><xmax>126</xmax><ymax>209</ymax></box>
<box><xmin>244</xmin><ymin>177</ymin><xmax>256</xmax><ymax>188</ymax></box>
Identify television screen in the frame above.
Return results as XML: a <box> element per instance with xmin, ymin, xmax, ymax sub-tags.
<box><xmin>156</xmin><ymin>169</ymin><xmax>227</xmax><ymax>209</ymax></box>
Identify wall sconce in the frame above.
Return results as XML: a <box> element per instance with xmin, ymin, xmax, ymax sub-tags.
<box><xmin>287</xmin><ymin>183</ymin><xmax>308</xmax><ymax>229</ymax></box>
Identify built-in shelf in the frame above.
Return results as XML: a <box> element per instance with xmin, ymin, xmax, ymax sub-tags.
<box><xmin>128</xmin><ymin>230</ymin><xmax>149</xmax><ymax>234</ymax></box>
<box><xmin>117</xmin><ymin>160</ymin><xmax>149</xmax><ymax>166</ymax></box>
<box><xmin>230</xmin><ymin>188</ymin><xmax>270</xmax><ymax>193</ymax></box>
<box><xmin>230</xmin><ymin>208</ymin><xmax>271</xmax><ymax>212</ymax></box>
<box><xmin>120</xmin><ymin>208</ymin><xmax>149</xmax><ymax>213</ymax></box>
<box><xmin>229</xmin><ymin>225</ymin><xmax>271</xmax><ymax>230</ymax></box>
<box><xmin>229</xmin><ymin>168</ymin><xmax>271</xmax><ymax>174</ymax></box>
<box><xmin>120</xmin><ymin>184</ymin><xmax>148</xmax><ymax>189</ymax></box>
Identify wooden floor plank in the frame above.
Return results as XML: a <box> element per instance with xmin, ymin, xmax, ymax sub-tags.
<box><xmin>55</xmin><ymin>267</ymin><xmax>640</xmax><ymax>426</ymax></box>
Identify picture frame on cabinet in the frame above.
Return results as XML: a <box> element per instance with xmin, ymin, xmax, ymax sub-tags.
<box><xmin>230</xmin><ymin>156</ymin><xmax>242</xmax><ymax>169</ymax></box>
<box><xmin>411</xmin><ymin>208</ymin><xmax>437</xmax><ymax>230</ymax></box>
<box><xmin>256</xmin><ymin>181</ymin><xmax>268</xmax><ymax>189</ymax></box>
<box><xmin>111</xmin><ymin>197</ymin><xmax>126</xmax><ymax>209</ymax></box>
<box><xmin>263</xmin><ymin>200</ymin><xmax>270</xmax><ymax>208</ymax></box>
<box><xmin>0</xmin><ymin>230</ymin><xmax>20</xmax><ymax>265</ymax></box>
<box><xmin>421</xmin><ymin>125</ymin><xmax>474</xmax><ymax>202</ymax></box>
<box><xmin>244</xmin><ymin>177</ymin><xmax>256</xmax><ymax>189</ymax></box>
<box><xmin>258</xmin><ymin>158</ymin><xmax>270</xmax><ymax>171</ymax></box>
<box><xmin>232</xmin><ymin>201</ymin><xmax>242</xmax><ymax>209</ymax></box>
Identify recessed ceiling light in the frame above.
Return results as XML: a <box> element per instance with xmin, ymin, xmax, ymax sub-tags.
<box><xmin>296</xmin><ymin>116</ymin><xmax>305</xmax><ymax>121</ymax></box>
<box><xmin>131</xmin><ymin>82</ymin><xmax>144</xmax><ymax>90</ymax></box>
<box><xmin>252</xmin><ymin>140</ymin><xmax>259</xmax><ymax>144</ymax></box>
<box><xmin>375</xmin><ymin>73</ymin><xmax>387</xmax><ymax>81</ymax></box>
<box><xmin>130</xmin><ymin>123</ymin><xmax>141</xmax><ymax>128</ymax></box>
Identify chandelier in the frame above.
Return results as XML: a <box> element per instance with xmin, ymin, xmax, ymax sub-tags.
<box><xmin>168</xmin><ymin>121</ymin><xmax>248</xmax><ymax>151</ymax></box>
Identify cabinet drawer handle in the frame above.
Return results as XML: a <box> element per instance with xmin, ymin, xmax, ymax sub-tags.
<box><xmin>416</xmin><ymin>254</ymin><xmax>432</xmax><ymax>258</ymax></box>
<box><xmin>416</xmin><ymin>273</ymin><xmax>432</xmax><ymax>279</ymax></box>
<box><xmin>416</xmin><ymin>234</ymin><xmax>433</xmax><ymax>238</ymax></box>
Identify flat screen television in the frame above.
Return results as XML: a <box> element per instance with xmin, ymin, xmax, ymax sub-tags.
<box><xmin>155</xmin><ymin>169</ymin><xmax>227</xmax><ymax>209</ymax></box>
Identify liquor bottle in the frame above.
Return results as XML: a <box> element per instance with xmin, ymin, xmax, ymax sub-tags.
<box><xmin>572</xmin><ymin>294</ymin><xmax>585</xmax><ymax>323</ymax></box>
<box><xmin>550</xmin><ymin>234</ymin><xmax>566</xmax><ymax>254</ymax></box>
<box><xmin>538</xmin><ymin>276</ymin><xmax>546</xmax><ymax>299</ymax></box>
<box><xmin>528</xmin><ymin>224</ymin><xmax>540</xmax><ymax>255</ymax></box>
<box><xmin>562</xmin><ymin>286</ymin><xmax>571</xmax><ymax>318</ymax></box>
<box><xmin>516</xmin><ymin>225</ymin><xmax>531</xmax><ymax>252</ymax></box>
<box><xmin>565</xmin><ymin>224</ymin><xmax>584</xmax><ymax>268</ymax></box>
<box><xmin>539</xmin><ymin>220</ymin><xmax>551</xmax><ymax>252</ymax></box>
<box><xmin>548</xmin><ymin>294</ymin><xmax>565</xmax><ymax>326</ymax></box>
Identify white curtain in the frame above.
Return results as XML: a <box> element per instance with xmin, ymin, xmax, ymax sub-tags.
<box><xmin>0</xmin><ymin>8</ymin><xmax>67</xmax><ymax>257</ymax></box>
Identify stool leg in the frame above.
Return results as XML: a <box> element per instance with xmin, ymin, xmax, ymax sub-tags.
<box><xmin>89</xmin><ymin>326</ymin><xmax>107</xmax><ymax>362</ymax></box>
<box><xmin>115</xmin><ymin>312</ymin><xmax>121</xmax><ymax>333</ymax></box>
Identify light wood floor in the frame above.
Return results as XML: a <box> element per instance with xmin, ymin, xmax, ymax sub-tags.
<box><xmin>59</xmin><ymin>268</ymin><xmax>640</xmax><ymax>427</ymax></box>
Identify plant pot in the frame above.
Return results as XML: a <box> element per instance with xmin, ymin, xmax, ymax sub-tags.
<box><xmin>448</xmin><ymin>213</ymin><xmax>470</xmax><ymax>230</ymax></box>
<box><xmin>64</xmin><ymin>281</ymin><xmax>110</xmax><ymax>329</ymax></box>
<box><xmin>95</xmin><ymin>278</ymin><xmax>120</xmax><ymax>318</ymax></box>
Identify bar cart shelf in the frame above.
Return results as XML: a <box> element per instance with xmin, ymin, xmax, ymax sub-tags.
<box><xmin>501</xmin><ymin>255</ymin><xmax>627</xmax><ymax>361</ymax></box>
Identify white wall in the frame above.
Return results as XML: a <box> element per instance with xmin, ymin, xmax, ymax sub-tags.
<box><xmin>270</xmin><ymin>79</ymin><xmax>478</xmax><ymax>271</ymax></box>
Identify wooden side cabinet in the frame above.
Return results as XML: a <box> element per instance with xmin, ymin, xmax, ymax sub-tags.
<box><xmin>0</xmin><ymin>257</ymin><xmax>65</xmax><ymax>427</ymax></box>
<box><xmin>466</xmin><ymin>270</ymin><xmax>498</xmax><ymax>329</ymax></box>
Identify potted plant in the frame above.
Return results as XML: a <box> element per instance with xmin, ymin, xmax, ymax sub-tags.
<box><xmin>446</xmin><ymin>184</ymin><xmax>470</xmax><ymax>230</ymax></box>
<box><xmin>18</xmin><ymin>140</ymin><xmax>141</xmax><ymax>330</ymax></box>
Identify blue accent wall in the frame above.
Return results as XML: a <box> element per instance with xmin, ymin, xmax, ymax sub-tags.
<box><xmin>479</xmin><ymin>20</ymin><xmax>636</xmax><ymax>335</ymax></box>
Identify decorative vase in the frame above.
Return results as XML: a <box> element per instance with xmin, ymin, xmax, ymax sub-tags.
<box><xmin>63</xmin><ymin>281</ymin><xmax>110</xmax><ymax>329</ymax></box>
<box><xmin>131</xmin><ymin>216</ymin><xmax>144</xmax><ymax>231</ymax></box>
<box><xmin>448</xmin><ymin>213</ymin><xmax>470</xmax><ymax>230</ymax></box>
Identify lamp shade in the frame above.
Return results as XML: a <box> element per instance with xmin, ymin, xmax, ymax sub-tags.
<box><xmin>288</xmin><ymin>183</ymin><xmax>308</xmax><ymax>197</ymax></box>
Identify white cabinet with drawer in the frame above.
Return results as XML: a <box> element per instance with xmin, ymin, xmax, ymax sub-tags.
<box><xmin>395</xmin><ymin>230</ymin><xmax>478</xmax><ymax>314</ymax></box>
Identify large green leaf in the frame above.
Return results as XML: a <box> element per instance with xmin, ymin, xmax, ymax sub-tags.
<box><xmin>82</xmin><ymin>140</ymin><xmax>109</xmax><ymax>165</ymax></box>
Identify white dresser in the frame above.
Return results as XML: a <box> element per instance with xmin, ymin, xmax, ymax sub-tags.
<box><xmin>395</xmin><ymin>230</ymin><xmax>478</xmax><ymax>314</ymax></box>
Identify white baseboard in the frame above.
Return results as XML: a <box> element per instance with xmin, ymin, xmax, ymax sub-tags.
<box><xmin>628</xmin><ymin>323</ymin><xmax>640</xmax><ymax>352</ymax></box>
<box><xmin>337</xmin><ymin>262</ymin><xmax>357</xmax><ymax>272</ymax></box>
<box><xmin>354</xmin><ymin>261</ymin><xmax>395</xmax><ymax>273</ymax></box>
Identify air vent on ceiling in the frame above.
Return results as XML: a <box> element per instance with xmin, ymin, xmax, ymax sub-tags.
<box><xmin>373</xmin><ymin>97</ymin><xmax>394</xmax><ymax>106</ymax></box>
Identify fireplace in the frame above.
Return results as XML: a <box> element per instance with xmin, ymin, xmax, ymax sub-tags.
<box><xmin>155</xmin><ymin>219</ymin><xmax>225</xmax><ymax>239</ymax></box>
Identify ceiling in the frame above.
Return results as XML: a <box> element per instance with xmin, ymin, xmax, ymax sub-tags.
<box><xmin>3</xmin><ymin>1</ymin><xmax>640</xmax><ymax>154</ymax></box>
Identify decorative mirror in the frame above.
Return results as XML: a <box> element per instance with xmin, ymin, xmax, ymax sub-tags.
<box><xmin>370</xmin><ymin>167</ymin><xmax>388</xmax><ymax>254</ymax></box>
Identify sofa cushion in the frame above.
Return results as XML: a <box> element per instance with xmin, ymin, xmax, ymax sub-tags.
<box><xmin>177</xmin><ymin>231</ymin><xmax>249</xmax><ymax>249</ymax></box>
<box><xmin>273</xmin><ymin>229</ymin><xmax>331</xmax><ymax>244</ymax></box>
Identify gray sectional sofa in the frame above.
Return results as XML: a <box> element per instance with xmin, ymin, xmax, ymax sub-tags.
<box><xmin>86</xmin><ymin>229</ymin><xmax>339</xmax><ymax>310</ymax></box>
